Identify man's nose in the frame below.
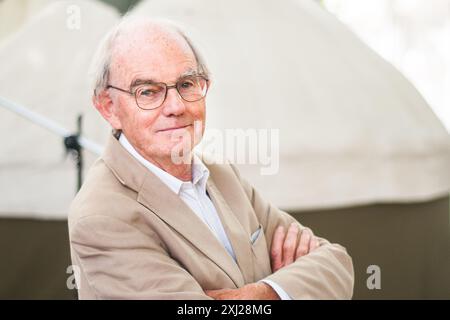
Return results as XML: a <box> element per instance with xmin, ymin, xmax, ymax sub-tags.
<box><xmin>161</xmin><ymin>86</ymin><xmax>186</xmax><ymax>116</ymax></box>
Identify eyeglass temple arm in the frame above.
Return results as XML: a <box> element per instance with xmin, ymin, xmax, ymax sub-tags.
<box><xmin>106</xmin><ymin>85</ymin><xmax>133</xmax><ymax>95</ymax></box>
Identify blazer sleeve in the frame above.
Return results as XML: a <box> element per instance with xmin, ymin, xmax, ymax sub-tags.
<box><xmin>230</xmin><ymin>164</ymin><xmax>355</xmax><ymax>300</ymax></box>
<box><xmin>70</xmin><ymin>215</ymin><xmax>212</xmax><ymax>300</ymax></box>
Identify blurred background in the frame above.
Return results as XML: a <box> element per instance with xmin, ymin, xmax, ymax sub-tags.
<box><xmin>0</xmin><ymin>0</ymin><xmax>449</xmax><ymax>299</ymax></box>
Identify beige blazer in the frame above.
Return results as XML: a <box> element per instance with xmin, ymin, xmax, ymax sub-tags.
<box><xmin>68</xmin><ymin>134</ymin><xmax>354</xmax><ymax>299</ymax></box>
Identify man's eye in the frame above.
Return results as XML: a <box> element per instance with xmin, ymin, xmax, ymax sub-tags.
<box><xmin>180</xmin><ymin>81</ymin><xmax>194</xmax><ymax>88</ymax></box>
<box><xmin>141</xmin><ymin>90</ymin><xmax>155</xmax><ymax>96</ymax></box>
<box><xmin>140</xmin><ymin>87</ymin><xmax>162</xmax><ymax>97</ymax></box>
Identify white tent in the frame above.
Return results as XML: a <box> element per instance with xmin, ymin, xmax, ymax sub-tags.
<box><xmin>0</xmin><ymin>0</ymin><xmax>119</xmax><ymax>218</ymax></box>
<box><xmin>131</xmin><ymin>0</ymin><xmax>450</xmax><ymax>210</ymax></box>
<box><xmin>1</xmin><ymin>0</ymin><xmax>449</xmax><ymax>217</ymax></box>
<box><xmin>0</xmin><ymin>0</ymin><xmax>449</xmax><ymax>300</ymax></box>
<box><xmin>1</xmin><ymin>0</ymin><xmax>448</xmax><ymax>218</ymax></box>
<box><xmin>0</xmin><ymin>0</ymin><xmax>53</xmax><ymax>43</ymax></box>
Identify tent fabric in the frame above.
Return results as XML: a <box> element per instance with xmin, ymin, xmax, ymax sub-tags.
<box><xmin>0</xmin><ymin>0</ymin><xmax>449</xmax><ymax>219</ymax></box>
<box><xmin>0</xmin><ymin>0</ymin><xmax>53</xmax><ymax>43</ymax></box>
<box><xmin>132</xmin><ymin>0</ymin><xmax>450</xmax><ymax>210</ymax></box>
<box><xmin>0</xmin><ymin>0</ymin><xmax>119</xmax><ymax>218</ymax></box>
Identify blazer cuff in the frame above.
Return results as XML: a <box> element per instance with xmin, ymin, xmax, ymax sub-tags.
<box><xmin>259</xmin><ymin>279</ymin><xmax>292</xmax><ymax>300</ymax></box>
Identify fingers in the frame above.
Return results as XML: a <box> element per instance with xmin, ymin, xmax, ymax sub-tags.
<box><xmin>310</xmin><ymin>237</ymin><xmax>320</xmax><ymax>251</ymax></box>
<box><xmin>295</xmin><ymin>228</ymin><xmax>312</xmax><ymax>259</ymax></box>
<box><xmin>271</xmin><ymin>224</ymin><xmax>321</xmax><ymax>273</ymax></box>
<box><xmin>282</xmin><ymin>223</ymin><xmax>299</xmax><ymax>265</ymax></box>
<box><xmin>270</xmin><ymin>226</ymin><xmax>285</xmax><ymax>272</ymax></box>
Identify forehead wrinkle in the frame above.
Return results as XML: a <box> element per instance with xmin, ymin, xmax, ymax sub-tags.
<box><xmin>129</xmin><ymin>67</ymin><xmax>200</xmax><ymax>88</ymax></box>
<box><xmin>109</xmin><ymin>26</ymin><xmax>197</xmax><ymax>86</ymax></box>
<box><xmin>112</xmin><ymin>22</ymin><xmax>195</xmax><ymax>65</ymax></box>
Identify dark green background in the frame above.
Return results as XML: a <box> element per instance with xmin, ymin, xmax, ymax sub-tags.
<box><xmin>1</xmin><ymin>196</ymin><xmax>448</xmax><ymax>299</ymax></box>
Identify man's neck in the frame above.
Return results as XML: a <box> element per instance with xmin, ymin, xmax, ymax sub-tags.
<box><xmin>147</xmin><ymin>156</ymin><xmax>193</xmax><ymax>182</ymax></box>
<box><xmin>118</xmin><ymin>133</ymin><xmax>193</xmax><ymax>182</ymax></box>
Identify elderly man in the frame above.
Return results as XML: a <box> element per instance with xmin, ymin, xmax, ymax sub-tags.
<box><xmin>68</xmin><ymin>17</ymin><xmax>354</xmax><ymax>300</ymax></box>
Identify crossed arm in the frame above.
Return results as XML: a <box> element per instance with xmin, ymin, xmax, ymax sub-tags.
<box><xmin>206</xmin><ymin>165</ymin><xmax>355</xmax><ymax>300</ymax></box>
<box><xmin>71</xmin><ymin>211</ymin><xmax>353</xmax><ymax>299</ymax></box>
<box><xmin>206</xmin><ymin>225</ymin><xmax>320</xmax><ymax>300</ymax></box>
<box><xmin>70</xmin><ymin>167</ymin><xmax>353</xmax><ymax>299</ymax></box>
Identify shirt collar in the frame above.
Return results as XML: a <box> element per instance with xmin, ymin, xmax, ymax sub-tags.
<box><xmin>118</xmin><ymin>133</ymin><xmax>209</xmax><ymax>195</ymax></box>
<box><xmin>192</xmin><ymin>153</ymin><xmax>210</xmax><ymax>193</ymax></box>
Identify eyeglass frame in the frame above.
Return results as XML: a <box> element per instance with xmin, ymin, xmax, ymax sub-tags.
<box><xmin>106</xmin><ymin>74</ymin><xmax>210</xmax><ymax>110</ymax></box>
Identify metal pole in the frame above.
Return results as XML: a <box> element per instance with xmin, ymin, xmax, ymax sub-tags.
<box><xmin>0</xmin><ymin>95</ymin><xmax>104</xmax><ymax>193</ymax></box>
<box><xmin>77</xmin><ymin>115</ymin><xmax>83</xmax><ymax>191</ymax></box>
<box><xmin>0</xmin><ymin>95</ymin><xmax>103</xmax><ymax>155</ymax></box>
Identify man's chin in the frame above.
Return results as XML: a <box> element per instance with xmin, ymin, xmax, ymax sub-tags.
<box><xmin>150</xmin><ymin>141</ymin><xmax>193</xmax><ymax>164</ymax></box>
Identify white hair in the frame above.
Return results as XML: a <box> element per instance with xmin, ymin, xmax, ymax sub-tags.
<box><xmin>89</xmin><ymin>16</ymin><xmax>210</xmax><ymax>97</ymax></box>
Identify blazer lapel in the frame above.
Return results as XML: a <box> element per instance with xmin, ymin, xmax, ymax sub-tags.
<box><xmin>137</xmin><ymin>174</ymin><xmax>245</xmax><ymax>288</ymax></box>
<box><xmin>206</xmin><ymin>178</ymin><xmax>255</xmax><ymax>283</ymax></box>
<box><xmin>103</xmin><ymin>134</ymin><xmax>248</xmax><ymax>288</ymax></box>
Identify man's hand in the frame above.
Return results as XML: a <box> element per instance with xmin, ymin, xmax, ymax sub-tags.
<box><xmin>270</xmin><ymin>223</ymin><xmax>320</xmax><ymax>272</ymax></box>
<box><xmin>205</xmin><ymin>282</ymin><xmax>280</xmax><ymax>300</ymax></box>
<box><xmin>205</xmin><ymin>223</ymin><xmax>320</xmax><ymax>300</ymax></box>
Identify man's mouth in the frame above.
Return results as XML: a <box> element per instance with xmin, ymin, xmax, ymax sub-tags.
<box><xmin>157</xmin><ymin>124</ymin><xmax>191</xmax><ymax>132</ymax></box>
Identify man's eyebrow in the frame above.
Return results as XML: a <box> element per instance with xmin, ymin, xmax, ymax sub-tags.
<box><xmin>129</xmin><ymin>69</ymin><xmax>200</xmax><ymax>88</ymax></box>
<box><xmin>130</xmin><ymin>77</ymin><xmax>161</xmax><ymax>88</ymax></box>
<box><xmin>179</xmin><ymin>69</ymin><xmax>199</xmax><ymax>78</ymax></box>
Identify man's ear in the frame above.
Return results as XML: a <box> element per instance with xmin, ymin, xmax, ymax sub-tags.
<box><xmin>207</xmin><ymin>78</ymin><xmax>213</xmax><ymax>90</ymax></box>
<box><xmin>92</xmin><ymin>90</ymin><xmax>122</xmax><ymax>130</ymax></box>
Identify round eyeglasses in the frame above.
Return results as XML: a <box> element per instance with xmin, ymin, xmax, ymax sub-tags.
<box><xmin>107</xmin><ymin>75</ymin><xmax>209</xmax><ymax>110</ymax></box>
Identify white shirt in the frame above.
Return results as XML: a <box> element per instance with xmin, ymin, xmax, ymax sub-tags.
<box><xmin>119</xmin><ymin>134</ymin><xmax>290</xmax><ymax>300</ymax></box>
